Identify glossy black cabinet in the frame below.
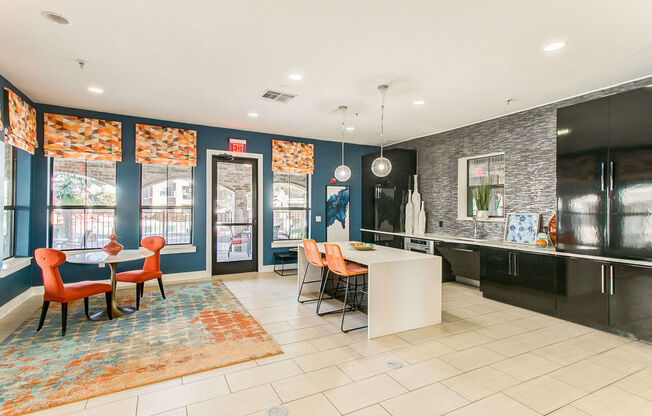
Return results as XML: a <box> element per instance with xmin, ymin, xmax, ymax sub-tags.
<box><xmin>609</xmin><ymin>263</ymin><xmax>652</xmax><ymax>343</ymax></box>
<box><xmin>480</xmin><ymin>248</ymin><xmax>556</xmax><ymax>315</ymax></box>
<box><xmin>556</xmin><ymin>258</ymin><xmax>609</xmax><ymax>328</ymax></box>
<box><xmin>556</xmin><ymin>86</ymin><xmax>652</xmax><ymax>261</ymax></box>
<box><xmin>361</xmin><ymin>149</ymin><xmax>416</xmax><ymax>247</ymax></box>
<box><xmin>435</xmin><ymin>241</ymin><xmax>480</xmax><ymax>284</ymax></box>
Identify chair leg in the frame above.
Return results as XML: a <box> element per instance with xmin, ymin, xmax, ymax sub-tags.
<box><xmin>141</xmin><ymin>283</ymin><xmax>145</xmax><ymax>297</ymax></box>
<box><xmin>297</xmin><ymin>262</ymin><xmax>313</xmax><ymax>303</ymax></box>
<box><xmin>61</xmin><ymin>303</ymin><xmax>68</xmax><ymax>336</ymax></box>
<box><xmin>37</xmin><ymin>301</ymin><xmax>50</xmax><ymax>332</ymax></box>
<box><xmin>105</xmin><ymin>291</ymin><xmax>113</xmax><ymax>320</ymax></box>
<box><xmin>84</xmin><ymin>297</ymin><xmax>90</xmax><ymax>319</ymax></box>
<box><xmin>136</xmin><ymin>284</ymin><xmax>141</xmax><ymax>311</ymax></box>
<box><xmin>157</xmin><ymin>278</ymin><xmax>166</xmax><ymax>299</ymax></box>
<box><xmin>341</xmin><ymin>274</ymin><xmax>368</xmax><ymax>334</ymax></box>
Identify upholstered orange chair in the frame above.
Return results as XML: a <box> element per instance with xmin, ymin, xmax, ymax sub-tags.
<box><xmin>299</xmin><ymin>239</ymin><xmax>333</xmax><ymax>307</ymax></box>
<box><xmin>34</xmin><ymin>248</ymin><xmax>112</xmax><ymax>336</ymax></box>
<box><xmin>116</xmin><ymin>236</ymin><xmax>166</xmax><ymax>310</ymax></box>
<box><xmin>323</xmin><ymin>243</ymin><xmax>369</xmax><ymax>333</ymax></box>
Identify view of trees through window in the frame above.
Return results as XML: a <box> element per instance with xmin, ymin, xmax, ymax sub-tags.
<box><xmin>141</xmin><ymin>164</ymin><xmax>193</xmax><ymax>244</ymax></box>
<box><xmin>273</xmin><ymin>172</ymin><xmax>309</xmax><ymax>240</ymax></box>
<box><xmin>467</xmin><ymin>153</ymin><xmax>505</xmax><ymax>217</ymax></box>
<box><xmin>50</xmin><ymin>159</ymin><xmax>116</xmax><ymax>250</ymax></box>
<box><xmin>2</xmin><ymin>142</ymin><xmax>15</xmax><ymax>259</ymax></box>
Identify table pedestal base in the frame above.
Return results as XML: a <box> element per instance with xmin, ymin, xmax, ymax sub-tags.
<box><xmin>89</xmin><ymin>262</ymin><xmax>136</xmax><ymax>320</ymax></box>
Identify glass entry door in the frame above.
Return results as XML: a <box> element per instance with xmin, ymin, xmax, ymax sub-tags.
<box><xmin>212</xmin><ymin>155</ymin><xmax>258</xmax><ymax>274</ymax></box>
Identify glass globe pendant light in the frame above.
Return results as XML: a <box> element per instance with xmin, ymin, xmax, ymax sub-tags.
<box><xmin>334</xmin><ymin>105</ymin><xmax>352</xmax><ymax>182</ymax></box>
<box><xmin>371</xmin><ymin>84</ymin><xmax>392</xmax><ymax>177</ymax></box>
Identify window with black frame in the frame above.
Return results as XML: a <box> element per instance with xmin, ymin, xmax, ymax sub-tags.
<box><xmin>467</xmin><ymin>153</ymin><xmax>505</xmax><ymax>217</ymax></box>
<box><xmin>49</xmin><ymin>159</ymin><xmax>116</xmax><ymax>250</ymax></box>
<box><xmin>272</xmin><ymin>171</ymin><xmax>309</xmax><ymax>240</ymax></box>
<box><xmin>140</xmin><ymin>164</ymin><xmax>193</xmax><ymax>244</ymax></box>
<box><xmin>3</xmin><ymin>144</ymin><xmax>16</xmax><ymax>259</ymax></box>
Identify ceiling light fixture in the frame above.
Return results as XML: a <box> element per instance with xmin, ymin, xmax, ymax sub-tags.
<box><xmin>346</xmin><ymin>126</ymin><xmax>355</xmax><ymax>131</ymax></box>
<box><xmin>413</xmin><ymin>100</ymin><xmax>425</xmax><ymax>105</ymax></box>
<box><xmin>371</xmin><ymin>84</ymin><xmax>392</xmax><ymax>177</ymax></box>
<box><xmin>334</xmin><ymin>105</ymin><xmax>352</xmax><ymax>182</ymax></box>
<box><xmin>248</xmin><ymin>112</ymin><xmax>259</xmax><ymax>118</ymax></box>
<box><xmin>544</xmin><ymin>41</ymin><xmax>566</xmax><ymax>52</ymax></box>
<box><xmin>288</xmin><ymin>74</ymin><xmax>303</xmax><ymax>81</ymax></box>
<box><xmin>42</xmin><ymin>11</ymin><xmax>70</xmax><ymax>25</ymax></box>
<box><xmin>87</xmin><ymin>86</ymin><xmax>104</xmax><ymax>94</ymax></box>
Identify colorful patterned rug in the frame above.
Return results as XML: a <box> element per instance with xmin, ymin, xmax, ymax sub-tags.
<box><xmin>0</xmin><ymin>281</ymin><xmax>282</xmax><ymax>416</ymax></box>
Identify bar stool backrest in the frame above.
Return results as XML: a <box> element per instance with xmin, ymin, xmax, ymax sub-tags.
<box><xmin>302</xmin><ymin>238</ymin><xmax>326</xmax><ymax>267</ymax></box>
<box><xmin>324</xmin><ymin>243</ymin><xmax>348</xmax><ymax>276</ymax></box>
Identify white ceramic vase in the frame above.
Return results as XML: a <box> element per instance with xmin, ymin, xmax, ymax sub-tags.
<box><xmin>405</xmin><ymin>189</ymin><xmax>414</xmax><ymax>234</ymax></box>
<box><xmin>417</xmin><ymin>201</ymin><xmax>426</xmax><ymax>235</ymax></box>
<box><xmin>412</xmin><ymin>175</ymin><xmax>421</xmax><ymax>230</ymax></box>
<box><xmin>476</xmin><ymin>210</ymin><xmax>489</xmax><ymax>221</ymax></box>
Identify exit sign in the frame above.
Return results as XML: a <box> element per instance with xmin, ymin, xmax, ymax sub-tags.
<box><xmin>229</xmin><ymin>138</ymin><xmax>247</xmax><ymax>153</ymax></box>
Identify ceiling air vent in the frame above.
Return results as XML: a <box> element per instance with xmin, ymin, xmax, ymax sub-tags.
<box><xmin>261</xmin><ymin>90</ymin><xmax>296</xmax><ymax>103</ymax></box>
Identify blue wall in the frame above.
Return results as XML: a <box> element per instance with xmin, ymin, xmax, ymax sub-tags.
<box><xmin>0</xmin><ymin>74</ymin><xmax>35</xmax><ymax>306</ymax></box>
<box><xmin>29</xmin><ymin>104</ymin><xmax>377</xmax><ymax>284</ymax></box>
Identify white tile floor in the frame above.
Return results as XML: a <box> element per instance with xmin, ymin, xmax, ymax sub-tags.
<box><xmin>3</xmin><ymin>272</ymin><xmax>652</xmax><ymax>416</ymax></box>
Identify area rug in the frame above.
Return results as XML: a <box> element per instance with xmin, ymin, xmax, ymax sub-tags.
<box><xmin>0</xmin><ymin>281</ymin><xmax>283</xmax><ymax>416</ymax></box>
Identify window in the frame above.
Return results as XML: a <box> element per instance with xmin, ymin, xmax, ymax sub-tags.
<box><xmin>140</xmin><ymin>165</ymin><xmax>193</xmax><ymax>244</ymax></box>
<box><xmin>273</xmin><ymin>172</ymin><xmax>309</xmax><ymax>240</ymax></box>
<box><xmin>3</xmin><ymin>143</ymin><xmax>15</xmax><ymax>259</ymax></box>
<box><xmin>467</xmin><ymin>153</ymin><xmax>505</xmax><ymax>217</ymax></box>
<box><xmin>49</xmin><ymin>159</ymin><xmax>116</xmax><ymax>250</ymax></box>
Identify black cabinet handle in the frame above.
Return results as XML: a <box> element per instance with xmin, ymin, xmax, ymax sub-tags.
<box><xmin>508</xmin><ymin>252</ymin><xmax>512</xmax><ymax>275</ymax></box>
<box><xmin>610</xmin><ymin>265</ymin><xmax>614</xmax><ymax>295</ymax></box>
<box><xmin>610</xmin><ymin>161</ymin><xmax>614</xmax><ymax>191</ymax></box>
<box><xmin>514</xmin><ymin>253</ymin><xmax>518</xmax><ymax>276</ymax></box>
<box><xmin>451</xmin><ymin>248</ymin><xmax>475</xmax><ymax>253</ymax></box>
<box><xmin>601</xmin><ymin>264</ymin><xmax>605</xmax><ymax>294</ymax></box>
<box><xmin>600</xmin><ymin>162</ymin><xmax>605</xmax><ymax>191</ymax></box>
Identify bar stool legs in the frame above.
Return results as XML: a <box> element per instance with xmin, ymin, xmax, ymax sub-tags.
<box><xmin>298</xmin><ymin>263</ymin><xmax>333</xmax><ymax>304</ymax></box>
<box><xmin>341</xmin><ymin>273</ymin><xmax>368</xmax><ymax>333</ymax></box>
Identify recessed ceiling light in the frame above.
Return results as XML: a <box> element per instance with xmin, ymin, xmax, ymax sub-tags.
<box><xmin>288</xmin><ymin>74</ymin><xmax>303</xmax><ymax>81</ymax></box>
<box><xmin>87</xmin><ymin>86</ymin><xmax>104</xmax><ymax>94</ymax></box>
<box><xmin>413</xmin><ymin>100</ymin><xmax>425</xmax><ymax>105</ymax></box>
<box><xmin>42</xmin><ymin>11</ymin><xmax>70</xmax><ymax>25</ymax></box>
<box><xmin>544</xmin><ymin>41</ymin><xmax>566</xmax><ymax>52</ymax></box>
<box><xmin>345</xmin><ymin>126</ymin><xmax>355</xmax><ymax>131</ymax></box>
<box><xmin>248</xmin><ymin>112</ymin><xmax>259</xmax><ymax>118</ymax></box>
<box><xmin>557</xmin><ymin>128</ymin><xmax>571</xmax><ymax>136</ymax></box>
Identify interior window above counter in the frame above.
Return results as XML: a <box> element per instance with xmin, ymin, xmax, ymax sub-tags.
<box><xmin>457</xmin><ymin>152</ymin><xmax>505</xmax><ymax>221</ymax></box>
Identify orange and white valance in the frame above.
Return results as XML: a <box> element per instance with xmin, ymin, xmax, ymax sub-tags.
<box><xmin>272</xmin><ymin>139</ymin><xmax>314</xmax><ymax>175</ymax></box>
<box><xmin>4</xmin><ymin>89</ymin><xmax>37</xmax><ymax>154</ymax></box>
<box><xmin>44</xmin><ymin>113</ymin><xmax>122</xmax><ymax>161</ymax></box>
<box><xmin>135</xmin><ymin>124</ymin><xmax>197</xmax><ymax>167</ymax></box>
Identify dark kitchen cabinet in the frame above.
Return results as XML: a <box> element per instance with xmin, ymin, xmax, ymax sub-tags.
<box><xmin>609</xmin><ymin>263</ymin><xmax>652</xmax><ymax>343</ymax></box>
<box><xmin>435</xmin><ymin>241</ymin><xmax>480</xmax><ymax>284</ymax></box>
<box><xmin>480</xmin><ymin>248</ymin><xmax>556</xmax><ymax>315</ymax></box>
<box><xmin>556</xmin><ymin>258</ymin><xmax>609</xmax><ymax>328</ymax></box>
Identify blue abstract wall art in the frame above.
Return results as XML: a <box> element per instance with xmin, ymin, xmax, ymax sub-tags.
<box><xmin>326</xmin><ymin>186</ymin><xmax>350</xmax><ymax>241</ymax></box>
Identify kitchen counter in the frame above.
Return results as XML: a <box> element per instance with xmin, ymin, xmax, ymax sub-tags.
<box><xmin>361</xmin><ymin>228</ymin><xmax>652</xmax><ymax>268</ymax></box>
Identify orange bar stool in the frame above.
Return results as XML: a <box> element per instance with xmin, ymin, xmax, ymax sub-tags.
<box><xmin>34</xmin><ymin>248</ymin><xmax>113</xmax><ymax>336</ymax></box>
<box><xmin>298</xmin><ymin>239</ymin><xmax>333</xmax><ymax>305</ymax></box>
<box><xmin>323</xmin><ymin>243</ymin><xmax>369</xmax><ymax>333</ymax></box>
<box><xmin>116</xmin><ymin>236</ymin><xmax>166</xmax><ymax>310</ymax></box>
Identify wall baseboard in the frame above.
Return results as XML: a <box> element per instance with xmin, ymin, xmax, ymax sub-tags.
<box><xmin>0</xmin><ymin>287</ymin><xmax>38</xmax><ymax>320</ymax></box>
<box><xmin>455</xmin><ymin>275</ymin><xmax>480</xmax><ymax>288</ymax></box>
<box><xmin>259</xmin><ymin>264</ymin><xmax>297</xmax><ymax>273</ymax></box>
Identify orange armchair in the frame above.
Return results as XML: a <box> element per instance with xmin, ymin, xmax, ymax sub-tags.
<box><xmin>116</xmin><ymin>236</ymin><xmax>166</xmax><ymax>310</ymax></box>
<box><xmin>34</xmin><ymin>248</ymin><xmax>112</xmax><ymax>336</ymax></box>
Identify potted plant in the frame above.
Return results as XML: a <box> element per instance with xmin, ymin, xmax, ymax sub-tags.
<box><xmin>472</xmin><ymin>181</ymin><xmax>492</xmax><ymax>220</ymax></box>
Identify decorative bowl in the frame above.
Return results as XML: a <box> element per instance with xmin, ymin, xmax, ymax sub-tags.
<box><xmin>350</xmin><ymin>242</ymin><xmax>375</xmax><ymax>251</ymax></box>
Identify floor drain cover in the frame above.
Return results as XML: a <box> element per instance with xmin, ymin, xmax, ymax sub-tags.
<box><xmin>264</xmin><ymin>405</ymin><xmax>288</xmax><ymax>416</ymax></box>
<box><xmin>384</xmin><ymin>359</ymin><xmax>403</xmax><ymax>369</ymax></box>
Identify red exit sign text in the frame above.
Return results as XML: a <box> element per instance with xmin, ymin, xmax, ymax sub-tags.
<box><xmin>229</xmin><ymin>138</ymin><xmax>247</xmax><ymax>153</ymax></box>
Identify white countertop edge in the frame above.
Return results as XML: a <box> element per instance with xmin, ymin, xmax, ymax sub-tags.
<box><xmin>0</xmin><ymin>257</ymin><xmax>32</xmax><ymax>278</ymax></box>
<box><xmin>361</xmin><ymin>228</ymin><xmax>652</xmax><ymax>268</ymax></box>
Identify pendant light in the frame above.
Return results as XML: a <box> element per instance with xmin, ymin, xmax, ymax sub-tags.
<box><xmin>371</xmin><ymin>84</ymin><xmax>392</xmax><ymax>177</ymax></box>
<box><xmin>334</xmin><ymin>105</ymin><xmax>352</xmax><ymax>182</ymax></box>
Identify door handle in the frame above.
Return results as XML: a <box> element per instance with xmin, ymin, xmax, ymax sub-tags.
<box><xmin>600</xmin><ymin>264</ymin><xmax>605</xmax><ymax>294</ymax></box>
<box><xmin>508</xmin><ymin>252</ymin><xmax>512</xmax><ymax>275</ymax></box>
<box><xmin>451</xmin><ymin>248</ymin><xmax>475</xmax><ymax>253</ymax></box>
<box><xmin>610</xmin><ymin>161</ymin><xmax>614</xmax><ymax>191</ymax></box>
<box><xmin>610</xmin><ymin>265</ymin><xmax>614</xmax><ymax>295</ymax></box>
<box><xmin>600</xmin><ymin>162</ymin><xmax>605</xmax><ymax>191</ymax></box>
<box><xmin>514</xmin><ymin>253</ymin><xmax>518</xmax><ymax>276</ymax></box>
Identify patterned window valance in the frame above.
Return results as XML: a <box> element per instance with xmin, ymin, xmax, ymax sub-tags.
<box><xmin>135</xmin><ymin>124</ymin><xmax>197</xmax><ymax>167</ymax></box>
<box><xmin>272</xmin><ymin>139</ymin><xmax>314</xmax><ymax>175</ymax></box>
<box><xmin>44</xmin><ymin>113</ymin><xmax>122</xmax><ymax>161</ymax></box>
<box><xmin>4</xmin><ymin>89</ymin><xmax>37</xmax><ymax>154</ymax></box>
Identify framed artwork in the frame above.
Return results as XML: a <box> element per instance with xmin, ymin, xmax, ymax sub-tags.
<box><xmin>504</xmin><ymin>213</ymin><xmax>541</xmax><ymax>244</ymax></box>
<box><xmin>326</xmin><ymin>185</ymin><xmax>350</xmax><ymax>242</ymax></box>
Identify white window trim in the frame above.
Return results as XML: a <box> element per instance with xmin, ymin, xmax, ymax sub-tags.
<box><xmin>457</xmin><ymin>151</ymin><xmax>506</xmax><ymax>222</ymax></box>
<box><xmin>271</xmin><ymin>239</ymin><xmax>302</xmax><ymax>249</ymax></box>
<box><xmin>0</xmin><ymin>257</ymin><xmax>32</xmax><ymax>278</ymax></box>
<box><xmin>139</xmin><ymin>244</ymin><xmax>196</xmax><ymax>255</ymax></box>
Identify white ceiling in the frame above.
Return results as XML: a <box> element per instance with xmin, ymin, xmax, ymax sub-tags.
<box><xmin>1</xmin><ymin>1</ymin><xmax>652</xmax><ymax>146</ymax></box>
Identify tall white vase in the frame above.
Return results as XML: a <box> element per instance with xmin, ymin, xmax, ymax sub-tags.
<box><xmin>412</xmin><ymin>175</ymin><xmax>421</xmax><ymax>230</ymax></box>
<box><xmin>405</xmin><ymin>189</ymin><xmax>414</xmax><ymax>234</ymax></box>
<box><xmin>417</xmin><ymin>201</ymin><xmax>426</xmax><ymax>235</ymax></box>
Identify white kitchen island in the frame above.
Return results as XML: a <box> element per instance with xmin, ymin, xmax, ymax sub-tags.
<box><xmin>297</xmin><ymin>242</ymin><xmax>442</xmax><ymax>339</ymax></box>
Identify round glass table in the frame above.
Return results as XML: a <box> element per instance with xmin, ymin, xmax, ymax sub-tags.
<box><xmin>66</xmin><ymin>249</ymin><xmax>153</xmax><ymax>319</ymax></box>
